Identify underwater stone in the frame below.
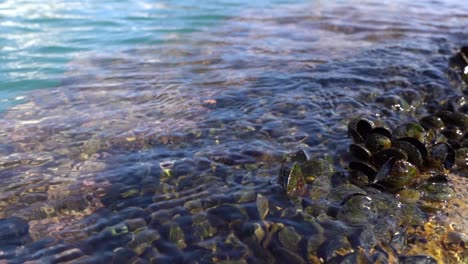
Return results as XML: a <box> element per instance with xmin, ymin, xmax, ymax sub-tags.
<box><xmin>47</xmin><ymin>248</ymin><xmax>84</xmax><ymax>263</ymax></box>
<box><xmin>396</xmin><ymin>189</ymin><xmax>421</xmax><ymax>204</ymax></box>
<box><xmin>399</xmin><ymin>255</ymin><xmax>437</xmax><ymax>264</ymax></box>
<box><xmin>184</xmin><ymin>199</ymin><xmax>204</xmax><ymax>213</ymax></box>
<box><xmin>0</xmin><ymin>216</ymin><xmax>31</xmax><ymax>247</ymax></box>
<box><xmin>278</xmin><ymin>226</ymin><xmax>302</xmax><ymax>253</ymax></box>
<box><xmin>237</xmin><ymin>190</ymin><xmax>256</xmax><ymax>203</ymax></box>
<box><xmin>337</xmin><ymin>195</ymin><xmax>376</xmax><ymax>224</ymax></box>
<box><xmin>18</xmin><ymin>192</ymin><xmax>48</xmax><ymax>204</ymax></box>
<box><xmin>418</xmin><ymin>182</ymin><xmax>455</xmax><ymax>202</ymax></box>
<box><xmin>113</xmin><ymin>247</ymin><xmax>137</xmax><ymax>262</ymax></box>
<box><xmin>167</xmin><ymin>222</ymin><xmax>186</xmax><ymax>249</ymax></box>
<box><xmin>127</xmin><ymin>228</ymin><xmax>161</xmax><ymax>255</ymax></box>
<box><xmin>125</xmin><ymin>218</ymin><xmax>147</xmax><ymax>232</ymax></box>
<box><xmin>118</xmin><ymin>207</ymin><xmax>146</xmax><ymax>220</ymax></box>
<box><xmin>251</xmin><ymin>222</ymin><xmax>266</xmax><ymax>243</ymax></box>
<box><xmin>192</xmin><ymin>217</ymin><xmax>217</xmax><ymax>241</ymax></box>
<box><xmin>256</xmin><ymin>193</ymin><xmax>269</xmax><ymax>220</ymax></box>
<box><xmin>442</xmin><ymin>231</ymin><xmax>468</xmax><ymax>256</ymax></box>
<box><xmin>332</xmin><ymin>252</ymin><xmax>370</xmax><ymax>264</ymax></box>
<box><xmin>317</xmin><ymin>236</ymin><xmax>353</xmax><ymax>262</ymax></box>
<box><xmin>272</xmin><ymin>246</ymin><xmax>306</xmax><ymax>264</ymax></box>
<box><xmin>347</xmin><ymin>226</ymin><xmax>377</xmax><ymax>253</ymax></box>
<box><xmin>58</xmin><ymin>195</ymin><xmax>89</xmax><ymax>211</ymax></box>
<box><xmin>327</xmin><ymin>184</ymin><xmax>366</xmax><ymax>204</ymax></box>
<box><xmin>207</xmin><ymin>205</ymin><xmax>247</xmax><ymax>228</ymax></box>
<box><xmin>399</xmin><ymin>203</ymin><xmax>426</xmax><ymax>226</ymax></box>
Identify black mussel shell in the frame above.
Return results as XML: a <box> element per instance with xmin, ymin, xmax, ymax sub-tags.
<box><xmin>449</xmin><ymin>46</ymin><xmax>468</xmax><ymax>72</ymax></box>
<box><xmin>419</xmin><ymin>115</ymin><xmax>445</xmax><ymax>131</ymax></box>
<box><xmin>366</xmin><ymin>183</ymin><xmax>386</xmax><ymax>192</ymax></box>
<box><xmin>392</xmin><ymin>122</ymin><xmax>427</xmax><ymax>144</ymax></box>
<box><xmin>463</xmin><ymin>132</ymin><xmax>468</xmax><ymax>148</ymax></box>
<box><xmin>436</xmin><ymin>111</ymin><xmax>468</xmax><ymax>129</ymax></box>
<box><xmin>445</xmin><ymin>96</ymin><xmax>468</xmax><ymax>113</ymax></box>
<box><xmin>374</xmin><ymin>157</ymin><xmax>396</xmax><ymax>183</ymax></box>
<box><xmin>278</xmin><ymin>164</ymin><xmax>290</xmax><ymax>188</ymax></box>
<box><xmin>348</xmin><ymin>127</ymin><xmax>364</xmax><ymax>143</ymax></box>
<box><xmin>392</xmin><ymin>140</ymin><xmax>424</xmax><ymax>167</ymax></box>
<box><xmin>396</xmin><ymin>137</ymin><xmax>428</xmax><ymax>159</ymax></box>
<box><xmin>371</xmin><ymin>148</ymin><xmax>408</xmax><ymax>167</ymax></box>
<box><xmin>425</xmin><ymin>128</ymin><xmax>448</xmax><ymax>146</ymax></box>
<box><xmin>340</xmin><ymin>192</ymin><xmax>367</xmax><ymax>205</ymax></box>
<box><xmin>349</xmin><ymin>143</ymin><xmax>372</xmax><ymax>162</ymax></box>
<box><xmin>426</xmin><ymin>174</ymin><xmax>449</xmax><ymax>183</ymax></box>
<box><xmin>431</xmin><ymin>143</ymin><xmax>456</xmax><ymax>169</ymax></box>
<box><xmin>348</xmin><ymin>118</ymin><xmax>374</xmax><ymax>143</ymax></box>
<box><xmin>349</xmin><ymin>161</ymin><xmax>377</xmax><ymax>182</ymax></box>
<box><xmin>441</xmin><ymin>127</ymin><xmax>464</xmax><ymax>143</ymax></box>
<box><xmin>461</xmin><ymin>46</ymin><xmax>468</xmax><ymax>61</ymax></box>
<box><xmin>371</xmin><ymin>127</ymin><xmax>392</xmax><ymax>139</ymax></box>
<box><xmin>365</xmin><ymin>133</ymin><xmax>391</xmax><ymax>153</ymax></box>
<box><xmin>460</xmin><ymin>104</ymin><xmax>468</xmax><ymax>114</ymax></box>
<box><xmin>349</xmin><ymin>170</ymin><xmax>369</xmax><ymax>187</ymax></box>
<box><xmin>447</xmin><ymin>139</ymin><xmax>462</xmax><ymax>150</ymax></box>
<box><xmin>384</xmin><ymin>160</ymin><xmax>419</xmax><ymax>189</ymax></box>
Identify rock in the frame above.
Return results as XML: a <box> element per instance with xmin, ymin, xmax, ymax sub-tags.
<box><xmin>0</xmin><ymin>216</ymin><xmax>31</xmax><ymax>247</ymax></box>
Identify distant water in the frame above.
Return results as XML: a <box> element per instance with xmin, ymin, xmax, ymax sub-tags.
<box><xmin>0</xmin><ymin>0</ymin><xmax>467</xmax><ymax>262</ymax></box>
<box><xmin>0</xmin><ymin>0</ymin><xmax>304</xmax><ymax>110</ymax></box>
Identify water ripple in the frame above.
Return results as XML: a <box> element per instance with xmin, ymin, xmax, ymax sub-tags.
<box><xmin>0</xmin><ymin>0</ymin><xmax>467</xmax><ymax>262</ymax></box>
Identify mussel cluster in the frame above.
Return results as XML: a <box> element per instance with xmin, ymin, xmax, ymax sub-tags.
<box><xmin>347</xmin><ymin>110</ymin><xmax>468</xmax><ymax>199</ymax></box>
<box><xmin>274</xmin><ymin>111</ymin><xmax>468</xmax><ymax>263</ymax></box>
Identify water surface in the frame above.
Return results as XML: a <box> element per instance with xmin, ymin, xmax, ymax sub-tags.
<box><xmin>0</xmin><ymin>0</ymin><xmax>467</xmax><ymax>262</ymax></box>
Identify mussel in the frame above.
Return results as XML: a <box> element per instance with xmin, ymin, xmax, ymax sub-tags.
<box><xmin>371</xmin><ymin>148</ymin><xmax>408</xmax><ymax>167</ymax></box>
<box><xmin>348</xmin><ymin>118</ymin><xmax>374</xmax><ymax>143</ymax></box>
<box><xmin>392</xmin><ymin>122</ymin><xmax>427</xmax><ymax>144</ymax></box>
<box><xmin>349</xmin><ymin>143</ymin><xmax>372</xmax><ymax>162</ymax></box>
<box><xmin>431</xmin><ymin>143</ymin><xmax>456</xmax><ymax>169</ymax></box>
<box><xmin>376</xmin><ymin>159</ymin><xmax>419</xmax><ymax>188</ymax></box>
<box><xmin>392</xmin><ymin>139</ymin><xmax>425</xmax><ymax>167</ymax></box>
<box><xmin>365</xmin><ymin>133</ymin><xmax>391</xmax><ymax>153</ymax></box>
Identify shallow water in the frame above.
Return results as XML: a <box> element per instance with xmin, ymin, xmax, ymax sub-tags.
<box><xmin>0</xmin><ymin>0</ymin><xmax>467</xmax><ymax>263</ymax></box>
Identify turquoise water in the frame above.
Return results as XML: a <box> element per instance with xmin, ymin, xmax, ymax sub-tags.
<box><xmin>0</xmin><ymin>0</ymin><xmax>303</xmax><ymax>110</ymax></box>
<box><xmin>0</xmin><ymin>0</ymin><xmax>467</xmax><ymax>262</ymax></box>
